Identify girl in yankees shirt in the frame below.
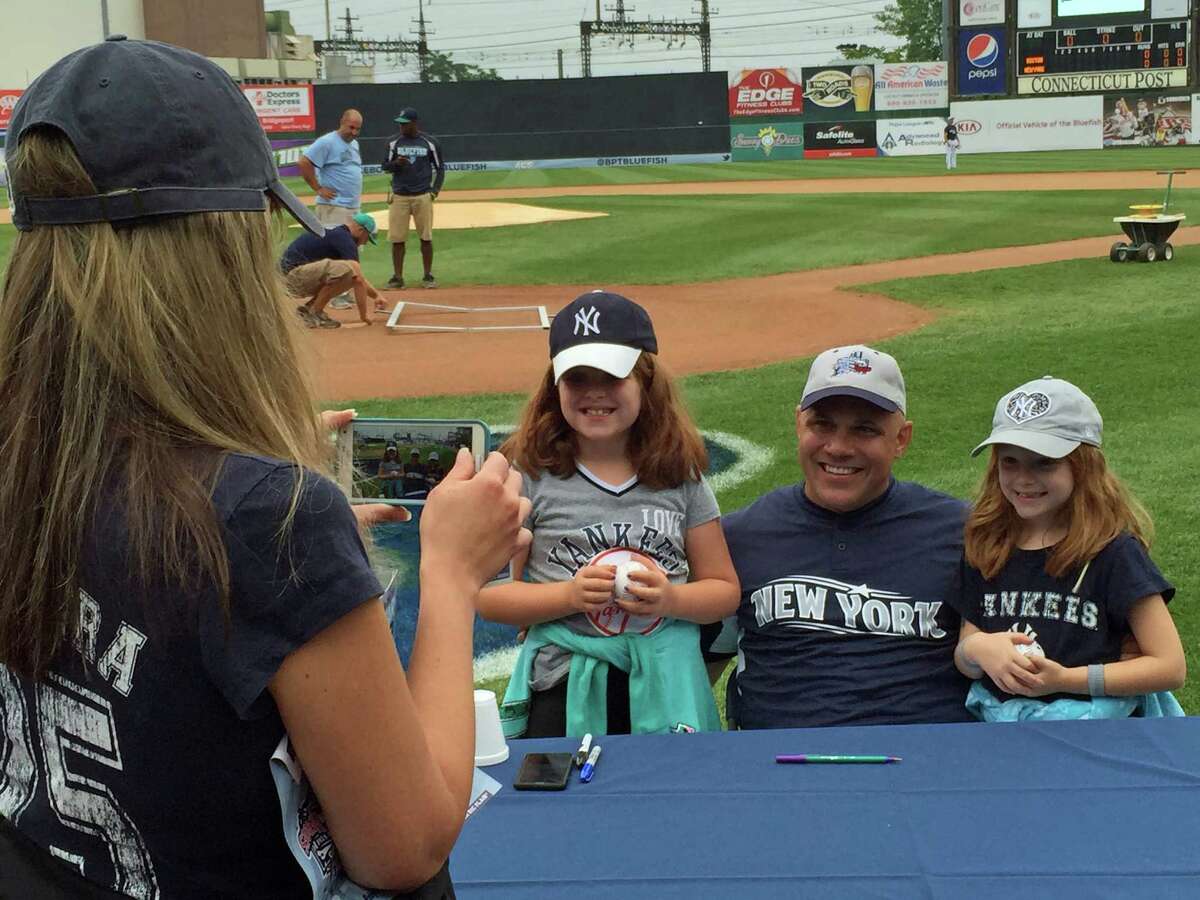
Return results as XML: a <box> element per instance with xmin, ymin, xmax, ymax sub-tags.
<box><xmin>951</xmin><ymin>376</ymin><xmax>1185</xmax><ymax>720</ymax></box>
<box><xmin>479</xmin><ymin>291</ymin><xmax>739</xmax><ymax>738</ymax></box>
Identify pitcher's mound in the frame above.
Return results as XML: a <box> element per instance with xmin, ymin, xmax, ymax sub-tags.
<box><xmin>380</xmin><ymin>202</ymin><xmax>606</xmax><ymax>231</ymax></box>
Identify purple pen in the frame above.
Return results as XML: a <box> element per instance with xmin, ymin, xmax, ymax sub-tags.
<box><xmin>775</xmin><ymin>754</ymin><xmax>902</xmax><ymax>764</ymax></box>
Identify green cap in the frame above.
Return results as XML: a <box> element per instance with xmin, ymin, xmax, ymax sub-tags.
<box><xmin>352</xmin><ymin>211</ymin><xmax>378</xmax><ymax>244</ymax></box>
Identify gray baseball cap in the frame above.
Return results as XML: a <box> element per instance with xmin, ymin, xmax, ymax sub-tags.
<box><xmin>800</xmin><ymin>345</ymin><xmax>906</xmax><ymax>414</ymax></box>
<box><xmin>972</xmin><ymin>376</ymin><xmax>1102</xmax><ymax>458</ymax></box>
<box><xmin>8</xmin><ymin>36</ymin><xmax>323</xmax><ymax>236</ymax></box>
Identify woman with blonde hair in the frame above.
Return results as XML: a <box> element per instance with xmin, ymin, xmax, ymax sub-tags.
<box><xmin>0</xmin><ymin>38</ymin><xmax>528</xmax><ymax>898</ymax></box>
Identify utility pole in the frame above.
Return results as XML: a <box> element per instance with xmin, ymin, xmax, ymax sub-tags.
<box><xmin>557</xmin><ymin>48</ymin><xmax>564</xmax><ymax>79</ymax></box>
<box><xmin>325</xmin><ymin>0</ymin><xmax>332</xmax><ymax>40</ymax></box>
<box><xmin>416</xmin><ymin>0</ymin><xmax>431</xmax><ymax>83</ymax></box>
<box><xmin>579</xmin><ymin>0</ymin><xmax>713</xmax><ymax>78</ymax></box>
<box><xmin>314</xmin><ymin>3</ymin><xmax>428</xmax><ymax>82</ymax></box>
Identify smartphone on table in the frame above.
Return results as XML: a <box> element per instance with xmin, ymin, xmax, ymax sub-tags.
<box><xmin>513</xmin><ymin>753</ymin><xmax>574</xmax><ymax>791</ymax></box>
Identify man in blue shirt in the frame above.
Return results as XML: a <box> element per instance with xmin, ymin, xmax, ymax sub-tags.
<box><xmin>706</xmin><ymin>346</ymin><xmax>973</xmax><ymax>729</ymax></box>
<box><xmin>299</xmin><ymin>109</ymin><xmax>364</xmax><ymax>228</ymax></box>
<box><xmin>281</xmin><ymin>213</ymin><xmax>383</xmax><ymax>329</ymax></box>
<box><xmin>382</xmin><ymin>108</ymin><xmax>445</xmax><ymax>289</ymax></box>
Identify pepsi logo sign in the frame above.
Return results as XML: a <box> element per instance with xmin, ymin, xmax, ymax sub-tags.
<box><xmin>955</xmin><ymin>119</ymin><xmax>982</xmax><ymax>135</ymax></box>
<box><xmin>967</xmin><ymin>33</ymin><xmax>999</xmax><ymax>69</ymax></box>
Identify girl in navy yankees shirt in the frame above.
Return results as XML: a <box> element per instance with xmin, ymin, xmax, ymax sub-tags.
<box><xmin>950</xmin><ymin>377</ymin><xmax>1185</xmax><ymax>720</ymax></box>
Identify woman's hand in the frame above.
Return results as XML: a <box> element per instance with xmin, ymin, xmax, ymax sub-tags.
<box><xmin>569</xmin><ymin>565</ymin><xmax>616</xmax><ymax>614</ymax></box>
<box><xmin>419</xmin><ymin>449</ymin><xmax>531</xmax><ymax>590</ymax></box>
<box><xmin>618</xmin><ymin>566</ymin><xmax>676</xmax><ymax>619</ymax></box>
<box><xmin>960</xmin><ymin>631</ymin><xmax>1043</xmax><ymax>696</ymax></box>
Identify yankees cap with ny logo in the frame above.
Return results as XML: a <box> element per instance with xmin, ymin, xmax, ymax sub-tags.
<box><xmin>972</xmin><ymin>376</ymin><xmax>1103</xmax><ymax>458</ymax></box>
<box><xmin>549</xmin><ymin>290</ymin><xmax>658</xmax><ymax>383</ymax></box>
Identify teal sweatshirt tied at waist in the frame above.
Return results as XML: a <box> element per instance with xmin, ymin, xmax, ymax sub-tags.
<box><xmin>500</xmin><ymin>618</ymin><xmax>721</xmax><ymax>738</ymax></box>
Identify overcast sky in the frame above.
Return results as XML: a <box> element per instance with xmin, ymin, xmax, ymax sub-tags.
<box><xmin>265</xmin><ymin>0</ymin><xmax>899</xmax><ymax>82</ymax></box>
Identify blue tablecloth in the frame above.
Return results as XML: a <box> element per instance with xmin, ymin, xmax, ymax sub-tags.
<box><xmin>451</xmin><ymin>717</ymin><xmax>1200</xmax><ymax>898</ymax></box>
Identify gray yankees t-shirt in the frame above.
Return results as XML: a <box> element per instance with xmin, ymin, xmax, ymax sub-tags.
<box><xmin>521</xmin><ymin>463</ymin><xmax>720</xmax><ymax>686</ymax></box>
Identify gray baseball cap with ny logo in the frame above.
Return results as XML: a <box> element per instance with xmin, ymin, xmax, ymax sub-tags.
<box><xmin>972</xmin><ymin>376</ymin><xmax>1103</xmax><ymax>459</ymax></box>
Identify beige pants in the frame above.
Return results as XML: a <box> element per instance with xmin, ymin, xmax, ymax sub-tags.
<box><xmin>314</xmin><ymin>204</ymin><xmax>359</xmax><ymax>227</ymax></box>
<box><xmin>388</xmin><ymin>193</ymin><xmax>434</xmax><ymax>242</ymax></box>
<box><xmin>285</xmin><ymin>259</ymin><xmax>355</xmax><ymax>299</ymax></box>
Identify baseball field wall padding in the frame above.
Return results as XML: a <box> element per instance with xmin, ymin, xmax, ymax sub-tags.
<box><xmin>313</xmin><ymin>72</ymin><xmax>731</xmax><ymax>164</ymax></box>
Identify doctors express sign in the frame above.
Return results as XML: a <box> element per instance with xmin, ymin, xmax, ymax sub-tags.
<box><xmin>242</xmin><ymin>84</ymin><xmax>315</xmax><ymax>133</ymax></box>
<box><xmin>728</xmin><ymin>68</ymin><xmax>804</xmax><ymax>117</ymax></box>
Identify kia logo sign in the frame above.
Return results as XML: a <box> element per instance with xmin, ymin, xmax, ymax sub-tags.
<box><xmin>956</xmin><ymin>119</ymin><xmax>982</xmax><ymax>135</ymax></box>
<box><xmin>758</xmin><ymin>71</ymin><xmax>776</xmax><ymax>89</ymax></box>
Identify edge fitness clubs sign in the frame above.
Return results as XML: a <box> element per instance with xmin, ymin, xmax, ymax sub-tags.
<box><xmin>728</xmin><ymin>68</ymin><xmax>804</xmax><ymax>117</ymax></box>
<box><xmin>803</xmin><ymin>121</ymin><xmax>877</xmax><ymax>158</ymax></box>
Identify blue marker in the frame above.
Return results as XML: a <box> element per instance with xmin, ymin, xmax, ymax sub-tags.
<box><xmin>579</xmin><ymin>745</ymin><xmax>602</xmax><ymax>783</ymax></box>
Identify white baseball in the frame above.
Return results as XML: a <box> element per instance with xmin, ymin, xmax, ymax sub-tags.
<box><xmin>613</xmin><ymin>560</ymin><xmax>648</xmax><ymax>601</ymax></box>
<box><xmin>1016</xmin><ymin>640</ymin><xmax>1045</xmax><ymax>657</ymax></box>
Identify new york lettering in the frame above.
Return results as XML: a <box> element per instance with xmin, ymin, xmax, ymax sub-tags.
<box><xmin>749</xmin><ymin>577</ymin><xmax>946</xmax><ymax>639</ymax></box>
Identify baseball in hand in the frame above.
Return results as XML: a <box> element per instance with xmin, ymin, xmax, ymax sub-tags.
<box><xmin>613</xmin><ymin>560</ymin><xmax>647</xmax><ymax>601</ymax></box>
<box><xmin>1016</xmin><ymin>640</ymin><xmax>1045</xmax><ymax>657</ymax></box>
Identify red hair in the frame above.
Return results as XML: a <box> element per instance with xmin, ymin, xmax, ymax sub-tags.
<box><xmin>964</xmin><ymin>444</ymin><xmax>1153</xmax><ymax>580</ymax></box>
<box><xmin>501</xmin><ymin>354</ymin><xmax>707</xmax><ymax>489</ymax></box>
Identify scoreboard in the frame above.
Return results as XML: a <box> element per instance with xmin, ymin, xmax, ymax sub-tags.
<box><xmin>1017</xmin><ymin>20</ymin><xmax>1190</xmax><ymax>92</ymax></box>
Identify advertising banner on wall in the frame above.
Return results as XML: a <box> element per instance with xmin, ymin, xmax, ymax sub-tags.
<box><xmin>802</xmin><ymin>65</ymin><xmax>876</xmax><ymax>117</ymax></box>
<box><xmin>1019</xmin><ymin>69</ymin><xmax>1189</xmax><ymax>95</ymax></box>
<box><xmin>877</xmin><ymin>118</ymin><xmax>948</xmax><ymax>155</ymax></box>
<box><xmin>242</xmin><ymin>84</ymin><xmax>315</xmax><ymax>133</ymax></box>
<box><xmin>727</xmin><ymin>68</ymin><xmax>804</xmax><ymax>117</ymax></box>
<box><xmin>729</xmin><ymin>121</ymin><xmax>805</xmax><ymax>160</ymax></box>
<box><xmin>875</xmin><ymin>62</ymin><xmax>949</xmax><ymax>111</ymax></box>
<box><xmin>960</xmin><ymin>0</ymin><xmax>1005</xmax><ymax>26</ymax></box>
<box><xmin>957</xmin><ymin>29</ymin><xmax>1007</xmax><ymax>95</ymax></box>
<box><xmin>0</xmin><ymin>90</ymin><xmax>22</xmax><ymax>133</ymax></box>
<box><xmin>270</xmin><ymin>139</ymin><xmax>312</xmax><ymax>176</ymax></box>
<box><xmin>1103</xmin><ymin>94</ymin><xmax>1191</xmax><ymax>146</ymax></box>
<box><xmin>803</xmin><ymin>121</ymin><xmax>877</xmax><ymax>158</ymax></box>
<box><xmin>949</xmin><ymin>96</ymin><xmax>1103</xmax><ymax>152</ymax></box>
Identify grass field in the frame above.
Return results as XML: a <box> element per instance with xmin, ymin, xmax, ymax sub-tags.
<box><xmin>9</xmin><ymin>189</ymin><xmax>1200</xmax><ymax>286</ymax></box>
<box><xmin>1</xmin><ymin>149</ymin><xmax>1196</xmax><ymax>716</ymax></box>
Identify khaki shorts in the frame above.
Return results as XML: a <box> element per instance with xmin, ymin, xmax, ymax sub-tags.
<box><xmin>285</xmin><ymin>259</ymin><xmax>355</xmax><ymax>299</ymax></box>
<box><xmin>314</xmin><ymin>204</ymin><xmax>359</xmax><ymax>227</ymax></box>
<box><xmin>388</xmin><ymin>192</ymin><xmax>434</xmax><ymax>242</ymax></box>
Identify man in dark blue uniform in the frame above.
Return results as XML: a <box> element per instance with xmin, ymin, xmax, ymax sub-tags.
<box><xmin>706</xmin><ymin>346</ymin><xmax>973</xmax><ymax>729</ymax></box>
<box><xmin>382</xmin><ymin>107</ymin><xmax>446</xmax><ymax>289</ymax></box>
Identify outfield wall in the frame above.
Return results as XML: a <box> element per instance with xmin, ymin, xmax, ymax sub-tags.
<box><xmin>313</xmin><ymin>74</ymin><xmax>730</xmax><ymax>165</ymax></box>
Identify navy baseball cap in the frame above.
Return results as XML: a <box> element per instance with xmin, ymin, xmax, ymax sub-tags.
<box><xmin>550</xmin><ymin>290</ymin><xmax>658</xmax><ymax>383</ymax></box>
<box><xmin>7</xmin><ymin>36</ymin><xmax>323</xmax><ymax>236</ymax></box>
<box><xmin>394</xmin><ymin>107</ymin><xmax>419</xmax><ymax>124</ymax></box>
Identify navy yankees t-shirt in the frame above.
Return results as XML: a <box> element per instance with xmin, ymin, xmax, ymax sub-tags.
<box><xmin>725</xmin><ymin>479</ymin><xmax>972</xmax><ymax>729</ymax></box>
<box><xmin>950</xmin><ymin>534</ymin><xmax>1174</xmax><ymax>703</ymax></box>
<box><xmin>280</xmin><ymin>224</ymin><xmax>360</xmax><ymax>274</ymax></box>
<box><xmin>0</xmin><ymin>453</ymin><xmax>381</xmax><ymax>898</ymax></box>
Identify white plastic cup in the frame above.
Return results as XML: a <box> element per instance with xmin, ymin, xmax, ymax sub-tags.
<box><xmin>473</xmin><ymin>689</ymin><xmax>509</xmax><ymax>766</ymax></box>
